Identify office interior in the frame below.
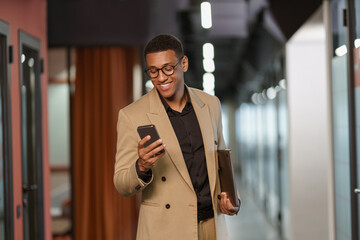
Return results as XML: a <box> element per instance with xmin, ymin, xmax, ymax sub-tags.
<box><xmin>0</xmin><ymin>0</ymin><xmax>359</xmax><ymax>239</ymax></box>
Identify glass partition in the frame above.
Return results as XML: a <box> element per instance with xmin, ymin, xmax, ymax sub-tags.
<box><xmin>48</xmin><ymin>48</ymin><xmax>74</xmax><ymax>238</ymax></box>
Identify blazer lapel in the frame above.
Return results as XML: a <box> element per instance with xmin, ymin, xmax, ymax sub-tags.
<box><xmin>188</xmin><ymin>87</ymin><xmax>217</xmax><ymax>196</ymax></box>
<box><xmin>146</xmin><ymin>88</ymin><xmax>195</xmax><ymax>193</ymax></box>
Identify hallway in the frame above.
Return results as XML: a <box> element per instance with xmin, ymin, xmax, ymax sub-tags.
<box><xmin>226</xmin><ymin>174</ymin><xmax>281</xmax><ymax>240</ymax></box>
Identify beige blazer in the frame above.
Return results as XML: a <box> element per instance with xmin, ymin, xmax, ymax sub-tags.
<box><xmin>114</xmin><ymin>86</ymin><xmax>229</xmax><ymax>240</ymax></box>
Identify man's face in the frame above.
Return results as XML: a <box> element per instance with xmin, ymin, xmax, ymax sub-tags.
<box><xmin>145</xmin><ymin>50</ymin><xmax>188</xmax><ymax>101</ymax></box>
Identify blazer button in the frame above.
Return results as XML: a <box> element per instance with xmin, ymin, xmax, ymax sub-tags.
<box><xmin>165</xmin><ymin>204</ymin><xmax>170</xmax><ymax>209</ymax></box>
<box><xmin>217</xmin><ymin>194</ymin><xmax>221</xmax><ymax>200</ymax></box>
<box><xmin>161</xmin><ymin>176</ymin><xmax>166</xmax><ymax>182</ymax></box>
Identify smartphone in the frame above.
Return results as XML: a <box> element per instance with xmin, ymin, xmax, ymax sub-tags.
<box><xmin>137</xmin><ymin>124</ymin><xmax>164</xmax><ymax>153</ymax></box>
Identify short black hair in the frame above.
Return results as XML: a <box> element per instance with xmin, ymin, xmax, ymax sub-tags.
<box><xmin>144</xmin><ymin>34</ymin><xmax>184</xmax><ymax>58</ymax></box>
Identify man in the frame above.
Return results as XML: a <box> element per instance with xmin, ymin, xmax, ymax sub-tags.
<box><xmin>114</xmin><ymin>34</ymin><xmax>240</xmax><ymax>240</ymax></box>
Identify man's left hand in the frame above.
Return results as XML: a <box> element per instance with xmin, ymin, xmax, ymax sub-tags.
<box><xmin>219</xmin><ymin>192</ymin><xmax>239</xmax><ymax>216</ymax></box>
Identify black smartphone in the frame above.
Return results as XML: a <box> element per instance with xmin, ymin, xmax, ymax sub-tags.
<box><xmin>137</xmin><ymin>124</ymin><xmax>164</xmax><ymax>153</ymax></box>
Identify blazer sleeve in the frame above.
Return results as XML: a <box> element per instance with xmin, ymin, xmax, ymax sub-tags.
<box><xmin>113</xmin><ymin>109</ymin><xmax>153</xmax><ymax>197</ymax></box>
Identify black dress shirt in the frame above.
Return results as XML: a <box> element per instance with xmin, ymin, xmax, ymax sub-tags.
<box><xmin>160</xmin><ymin>90</ymin><xmax>213</xmax><ymax>222</ymax></box>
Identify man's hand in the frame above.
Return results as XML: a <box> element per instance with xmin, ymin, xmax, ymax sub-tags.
<box><xmin>138</xmin><ymin>135</ymin><xmax>166</xmax><ymax>173</ymax></box>
<box><xmin>219</xmin><ymin>192</ymin><xmax>239</xmax><ymax>216</ymax></box>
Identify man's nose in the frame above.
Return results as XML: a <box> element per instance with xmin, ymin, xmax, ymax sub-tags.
<box><xmin>157</xmin><ymin>70</ymin><xmax>167</xmax><ymax>82</ymax></box>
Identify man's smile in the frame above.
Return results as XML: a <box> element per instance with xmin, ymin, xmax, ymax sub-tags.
<box><xmin>159</xmin><ymin>82</ymin><xmax>172</xmax><ymax>91</ymax></box>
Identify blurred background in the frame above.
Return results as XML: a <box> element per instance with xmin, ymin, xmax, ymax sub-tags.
<box><xmin>0</xmin><ymin>0</ymin><xmax>360</xmax><ymax>239</ymax></box>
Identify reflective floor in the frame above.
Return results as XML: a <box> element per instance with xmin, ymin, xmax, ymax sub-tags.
<box><xmin>225</xmin><ymin>174</ymin><xmax>281</xmax><ymax>240</ymax></box>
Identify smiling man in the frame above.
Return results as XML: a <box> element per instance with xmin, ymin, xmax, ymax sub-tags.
<box><xmin>114</xmin><ymin>34</ymin><xmax>240</xmax><ymax>240</ymax></box>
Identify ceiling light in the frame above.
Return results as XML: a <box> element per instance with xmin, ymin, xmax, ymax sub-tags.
<box><xmin>335</xmin><ymin>44</ymin><xmax>347</xmax><ymax>57</ymax></box>
<box><xmin>257</xmin><ymin>92</ymin><xmax>266</xmax><ymax>104</ymax></box>
<box><xmin>251</xmin><ymin>93</ymin><xmax>258</xmax><ymax>105</ymax></box>
<box><xmin>145</xmin><ymin>80</ymin><xmax>154</xmax><ymax>92</ymax></box>
<box><xmin>201</xmin><ymin>2</ymin><xmax>212</xmax><ymax>29</ymax></box>
<box><xmin>355</xmin><ymin>39</ymin><xmax>360</xmax><ymax>48</ymax></box>
<box><xmin>266</xmin><ymin>87</ymin><xmax>277</xmax><ymax>100</ymax></box>
<box><xmin>203</xmin><ymin>43</ymin><xmax>214</xmax><ymax>59</ymax></box>
<box><xmin>203</xmin><ymin>73</ymin><xmax>215</xmax><ymax>95</ymax></box>
<box><xmin>279</xmin><ymin>79</ymin><xmax>286</xmax><ymax>89</ymax></box>
<box><xmin>203</xmin><ymin>59</ymin><xmax>215</xmax><ymax>72</ymax></box>
<box><xmin>28</xmin><ymin>58</ymin><xmax>34</xmax><ymax>68</ymax></box>
<box><xmin>261</xmin><ymin>89</ymin><xmax>268</xmax><ymax>101</ymax></box>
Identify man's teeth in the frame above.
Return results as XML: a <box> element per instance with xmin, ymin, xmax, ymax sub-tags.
<box><xmin>161</xmin><ymin>83</ymin><xmax>170</xmax><ymax>87</ymax></box>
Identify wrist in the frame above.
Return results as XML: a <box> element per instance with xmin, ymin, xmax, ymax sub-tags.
<box><xmin>138</xmin><ymin>160</ymin><xmax>148</xmax><ymax>173</ymax></box>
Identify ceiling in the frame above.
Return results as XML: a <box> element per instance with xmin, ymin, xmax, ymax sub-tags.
<box><xmin>48</xmin><ymin>0</ymin><xmax>322</xmax><ymax>104</ymax></box>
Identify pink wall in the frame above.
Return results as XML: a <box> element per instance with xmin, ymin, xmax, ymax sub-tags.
<box><xmin>0</xmin><ymin>0</ymin><xmax>51</xmax><ymax>239</ymax></box>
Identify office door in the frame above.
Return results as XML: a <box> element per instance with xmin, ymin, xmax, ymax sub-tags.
<box><xmin>19</xmin><ymin>31</ymin><xmax>44</xmax><ymax>240</ymax></box>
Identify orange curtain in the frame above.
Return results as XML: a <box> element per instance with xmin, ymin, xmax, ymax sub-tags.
<box><xmin>73</xmin><ymin>47</ymin><xmax>139</xmax><ymax>240</ymax></box>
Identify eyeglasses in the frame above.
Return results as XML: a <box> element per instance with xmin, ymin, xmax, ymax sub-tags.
<box><xmin>145</xmin><ymin>57</ymin><xmax>183</xmax><ymax>78</ymax></box>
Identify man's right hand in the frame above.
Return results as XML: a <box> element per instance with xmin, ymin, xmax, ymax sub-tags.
<box><xmin>138</xmin><ymin>135</ymin><xmax>166</xmax><ymax>173</ymax></box>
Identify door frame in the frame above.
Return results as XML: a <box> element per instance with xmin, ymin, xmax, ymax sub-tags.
<box><xmin>344</xmin><ymin>0</ymin><xmax>359</xmax><ymax>239</ymax></box>
<box><xmin>18</xmin><ymin>30</ymin><xmax>44</xmax><ymax>240</ymax></box>
<box><xmin>0</xmin><ymin>19</ymin><xmax>14</xmax><ymax>240</ymax></box>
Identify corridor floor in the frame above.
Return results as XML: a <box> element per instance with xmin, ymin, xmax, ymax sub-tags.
<box><xmin>225</xmin><ymin>177</ymin><xmax>281</xmax><ymax>240</ymax></box>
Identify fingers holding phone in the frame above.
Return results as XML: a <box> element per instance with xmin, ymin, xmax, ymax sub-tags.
<box><xmin>137</xmin><ymin>125</ymin><xmax>166</xmax><ymax>173</ymax></box>
<box><xmin>138</xmin><ymin>136</ymin><xmax>166</xmax><ymax>173</ymax></box>
<box><xmin>138</xmin><ymin>135</ymin><xmax>166</xmax><ymax>158</ymax></box>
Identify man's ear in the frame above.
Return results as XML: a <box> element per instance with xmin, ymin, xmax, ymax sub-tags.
<box><xmin>182</xmin><ymin>56</ymin><xmax>189</xmax><ymax>72</ymax></box>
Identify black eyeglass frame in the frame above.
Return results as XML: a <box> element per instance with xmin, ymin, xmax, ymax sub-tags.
<box><xmin>144</xmin><ymin>56</ymin><xmax>184</xmax><ymax>78</ymax></box>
